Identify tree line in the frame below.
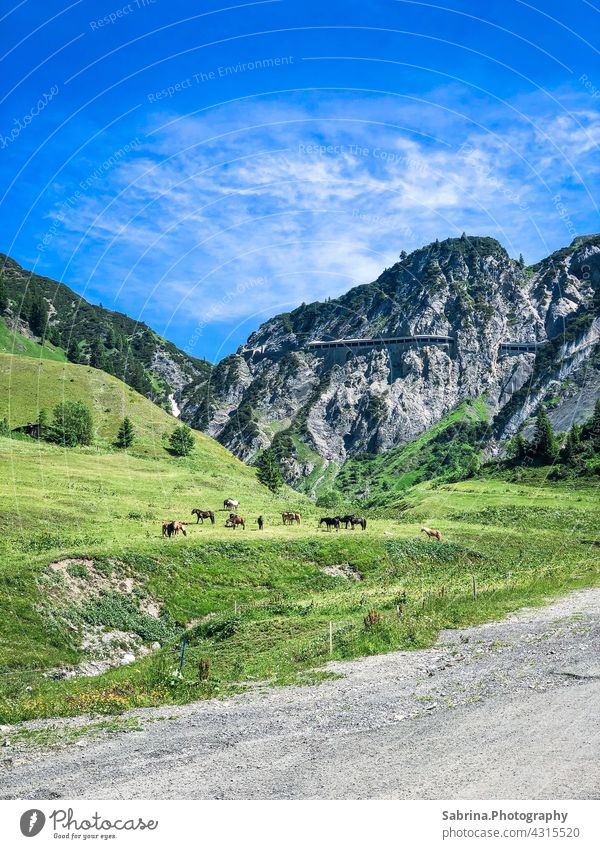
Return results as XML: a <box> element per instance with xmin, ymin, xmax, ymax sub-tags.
<box><xmin>506</xmin><ymin>401</ymin><xmax>600</xmax><ymax>476</ymax></box>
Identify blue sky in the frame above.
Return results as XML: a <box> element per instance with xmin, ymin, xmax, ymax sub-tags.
<box><xmin>1</xmin><ymin>0</ymin><xmax>599</xmax><ymax>361</ymax></box>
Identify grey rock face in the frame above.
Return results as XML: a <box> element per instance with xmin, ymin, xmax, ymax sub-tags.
<box><xmin>181</xmin><ymin>235</ymin><xmax>600</xmax><ymax>469</ymax></box>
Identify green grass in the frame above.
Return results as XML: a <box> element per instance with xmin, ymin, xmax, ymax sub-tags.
<box><xmin>0</xmin><ymin>317</ymin><xmax>65</xmax><ymax>362</ymax></box>
<box><xmin>0</xmin><ymin>352</ymin><xmax>239</xmax><ymax>457</ymax></box>
<box><xmin>1</xmin><ymin>434</ymin><xmax>598</xmax><ymax>723</ymax></box>
<box><xmin>1</xmin><ymin>357</ymin><xmax>599</xmax><ymax>725</ymax></box>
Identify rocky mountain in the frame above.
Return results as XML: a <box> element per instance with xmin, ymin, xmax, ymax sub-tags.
<box><xmin>180</xmin><ymin>234</ymin><xmax>600</xmax><ymax>485</ymax></box>
<box><xmin>0</xmin><ymin>253</ymin><xmax>211</xmax><ymax>410</ymax></box>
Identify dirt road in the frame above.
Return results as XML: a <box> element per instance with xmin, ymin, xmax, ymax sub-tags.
<box><xmin>2</xmin><ymin>589</ymin><xmax>599</xmax><ymax>799</ymax></box>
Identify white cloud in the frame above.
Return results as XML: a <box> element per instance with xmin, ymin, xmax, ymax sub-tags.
<box><xmin>43</xmin><ymin>88</ymin><xmax>599</xmax><ymax>353</ymax></box>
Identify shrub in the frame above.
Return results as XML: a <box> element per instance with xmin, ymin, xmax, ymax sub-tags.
<box><xmin>363</xmin><ymin>608</ymin><xmax>381</xmax><ymax>629</ymax></box>
<box><xmin>169</xmin><ymin>424</ymin><xmax>195</xmax><ymax>456</ymax></box>
<box><xmin>188</xmin><ymin>615</ymin><xmax>241</xmax><ymax>642</ymax></box>
<box><xmin>198</xmin><ymin>657</ymin><xmax>211</xmax><ymax>680</ymax></box>
<box><xmin>51</xmin><ymin>400</ymin><xmax>94</xmax><ymax>446</ymax></box>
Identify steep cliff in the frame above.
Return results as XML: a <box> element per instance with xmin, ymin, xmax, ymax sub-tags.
<box><xmin>180</xmin><ymin>234</ymin><xmax>600</xmax><ymax>482</ymax></box>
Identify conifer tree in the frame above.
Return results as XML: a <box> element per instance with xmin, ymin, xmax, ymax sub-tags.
<box><xmin>256</xmin><ymin>448</ymin><xmax>284</xmax><ymax>494</ymax></box>
<box><xmin>531</xmin><ymin>406</ymin><xmax>557</xmax><ymax>464</ymax></box>
<box><xmin>116</xmin><ymin>416</ymin><xmax>135</xmax><ymax>449</ymax></box>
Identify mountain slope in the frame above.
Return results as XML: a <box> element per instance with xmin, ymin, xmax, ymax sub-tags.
<box><xmin>181</xmin><ymin>234</ymin><xmax>600</xmax><ymax>482</ymax></box>
<box><xmin>0</xmin><ymin>253</ymin><xmax>212</xmax><ymax>409</ymax></box>
<box><xmin>0</xmin><ymin>352</ymin><xmax>239</xmax><ymax>464</ymax></box>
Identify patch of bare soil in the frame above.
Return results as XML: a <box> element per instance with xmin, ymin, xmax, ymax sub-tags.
<box><xmin>41</xmin><ymin>559</ymin><xmax>163</xmax><ymax>679</ymax></box>
<box><xmin>320</xmin><ymin>563</ymin><xmax>363</xmax><ymax>580</ymax></box>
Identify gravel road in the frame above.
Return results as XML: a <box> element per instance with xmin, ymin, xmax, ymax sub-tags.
<box><xmin>2</xmin><ymin>589</ymin><xmax>599</xmax><ymax>800</ymax></box>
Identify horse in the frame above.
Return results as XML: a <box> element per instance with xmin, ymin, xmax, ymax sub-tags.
<box><xmin>335</xmin><ymin>514</ymin><xmax>356</xmax><ymax>529</ymax></box>
<box><xmin>351</xmin><ymin>516</ymin><xmax>367</xmax><ymax>531</ymax></box>
<box><xmin>421</xmin><ymin>526</ymin><xmax>442</xmax><ymax>541</ymax></box>
<box><xmin>282</xmin><ymin>511</ymin><xmax>301</xmax><ymax>525</ymax></box>
<box><xmin>192</xmin><ymin>509</ymin><xmax>215</xmax><ymax>525</ymax></box>
<box><xmin>226</xmin><ymin>514</ymin><xmax>245</xmax><ymax>530</ymax></box>
<box><xmin>224</xmin><ymin>498</ymin><xmax>239</xmax><ymax>510</ymax></box>
<box><xmin>319</xmin><ymin>517</ymin><xmax>340</xmax><ymax>531</ymax></box>
<box><xmin>162</xmin><ymin>520</ymin><xmax>187</xmax><ymax>538</ymax></box>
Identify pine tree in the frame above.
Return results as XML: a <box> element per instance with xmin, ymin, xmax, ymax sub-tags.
<box><xmin>518</xmin><ymin>253</ymin><xmax>525</xmax><ymax>268</ymax></box>
<box><xmin>115</xmin><ymin>416</ymin><xmax>135</xmax><ymax>448</ymax></box>
<box><xmin>256</xmin><ymin>448</ymin><xmax>284</xmax><ymax>494</ymax></box>
<box><xmin>169</xmin><ymin>424</ymin><xmax>194</xmax><ymax>456</ymax></box>
<box><xmin>37</xmin><ymin>408</ymin><xmax>49</xmax><ymax>440</ymax></box>
<box><xmin>28</xmin><ymin>293</ymin><xmax>48</xmax><ymax>337</ymax></box>
<box><xmin>67</xmin><ymin>340</ymin><xmax>81</xmax><ymax>364</ymax></box>
<box><xmin>89</xmin><ymin>339</ymin><xmax>105</xmax><ymax>369</ymax></box>
<box><xmin>507</xmin><ymin>433</ymin><xmax>528</xmax><ymax>464</ymax></box>
<box><xmin>531</xmin><ymin>406</ymin><xmax>557</xmax><ymax>464</ymax></box>
<box><xmin>0</xmin><ymin>277</ymin><xmax>8</xmax><ymax>312</ymax></box>
<box><xmin>561</xmin><ymin>424</ymin><xmax>582</xmax><ymax>464</ymax></box>
<box><xmin>581</xmin><ymin>399</ymin><xmax>600</xmax><ymax>452</ymax></box>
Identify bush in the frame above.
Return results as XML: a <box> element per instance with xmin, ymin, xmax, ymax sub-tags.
<box><xmin>169</xmin><ymin>424</ymin><xmax>195</xmax><ymax>456</ymax></box>
<box><xmin>52</xmin><ymin>400</ymin><xmax>94</xmax><ymax>446</ymax></box>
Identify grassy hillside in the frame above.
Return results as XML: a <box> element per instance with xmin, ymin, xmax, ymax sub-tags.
<box><xmin>1</xmin><ymin>431</ymin><xmax>598</xmax><ymax>723</ymax></box>
<box><xmin>0</xmin><ymin>353</ymin><xmax>217</xmax><ymax>456</ymax></box>
<box><xmin>0</xmin><ymin>317</ymin><xmax>65</xmax><ymax>362</ymax></box>
<box><xmin>0</xmin><ymin>252</ymin><xmax>211</xmax><ymax>406</ymax></box>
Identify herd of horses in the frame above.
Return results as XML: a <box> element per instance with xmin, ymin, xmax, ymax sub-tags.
<box><xmin>161</xmin><ymin>502</ymin><xmax>444</xmax><ymax>541</ymax></box>
<box><xmin>318</xmin><ymin>514</ymin><xmax>367</xmax><ymax>531</ymax></box>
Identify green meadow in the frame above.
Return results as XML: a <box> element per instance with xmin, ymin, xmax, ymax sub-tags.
<box><xmin>0</xmin><ymin>354</ymin><xmax>599</xmax><ymax>724</ymax></box>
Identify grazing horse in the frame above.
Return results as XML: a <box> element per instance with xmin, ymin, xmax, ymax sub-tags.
<box><xmin>351</xmin><ymin>516</ymin><xmax>367</xmax><ymax>531</ymax></box>
<box><xmin>162</xmin><ymin>520</ymin><xmax>187</xmax><ymax>538</ymax></box>
<box><xmin>335</xmin><ymin>514</ymin><xmax>356</xmax><ymax>529</ymax></box>
<box><xmin>224</xmin><ymin>498</ymin><xmax>239</xmax><ymax>510</ymax></box>
<box><xmin>319</xmin><ymin>517</ymin><xmax>340</xmax><ymax>531</ymax></box>
<box><xmin>282</xmin><ymin>511</ymin><xmax>301</xmax><ymax>525</ymax></box>
<box><xmin>226</xmin><ymin>513</ymin><xmax>245</xmax><ymax>530</ymax></box>
<box><xmin>192</xmin><ymin>509</ymin><xmax>215</xmax><ymax>525</ymax></box>
<box><xmin>421</xmin><ymin>526</ymin><xmax>442</xmax><ymax>541</ymax></box>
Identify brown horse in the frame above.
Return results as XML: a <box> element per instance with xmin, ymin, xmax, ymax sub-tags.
<box><xmin>282</xmin><ymin>511</ymin><xmax>301</xmax><ymax>525</ymax></box>
<box><xmin>192</xmin><ymin>509</ymin><xmax>215</xmax><ymax>524</ymax></box>
<box><xmin>226</xmin><ymin>514</ymin><xmax>245</xmax><ymax>530</ymax></box>
<box><xmin>421</xmin><ymin>526</ymin><xmax>441</xmax><ymax>541</ymax></box>
<box><xmin>162</xmin><ymin>520</ymin><xmax>187</xmax><ymax>538</ymax></box>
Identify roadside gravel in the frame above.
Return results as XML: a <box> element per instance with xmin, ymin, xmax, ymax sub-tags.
<box><xmin>1</xmin><ymin>588</ymin><xmax>599</xmax><ymax>799</ymax></box>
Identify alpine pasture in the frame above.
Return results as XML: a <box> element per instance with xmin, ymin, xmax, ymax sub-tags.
<box><xmin>1</xmin><ymin>353</ymin><xmax>599</xmax><ymax>724</ymax></box>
